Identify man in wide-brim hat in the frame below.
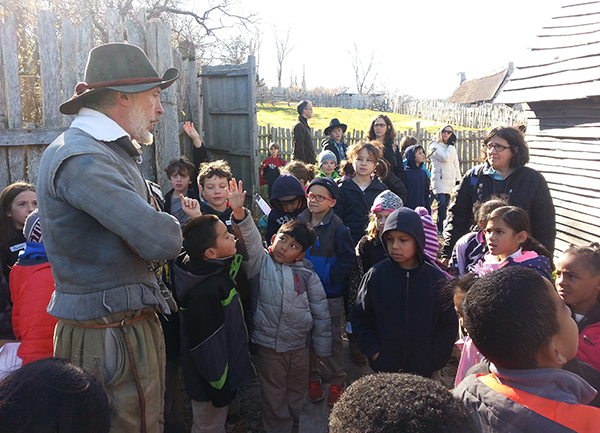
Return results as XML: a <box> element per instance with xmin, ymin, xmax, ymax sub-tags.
<box><xmin>37</xmin><ymin>42</ymin><xmax>183</xmax><ymax>433</ymax></box>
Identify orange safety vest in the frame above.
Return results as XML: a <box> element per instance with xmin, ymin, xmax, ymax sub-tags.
<box><xmin>478</xmin><ymin>373</ymin><xmax>600</xmax><ymax>433</ymax></box>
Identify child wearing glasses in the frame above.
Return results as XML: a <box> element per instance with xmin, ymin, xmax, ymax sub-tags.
<box><xmin>298</xmin><ymin>177</ymin><xmax>355</xmax><ymax>406</ymax></box>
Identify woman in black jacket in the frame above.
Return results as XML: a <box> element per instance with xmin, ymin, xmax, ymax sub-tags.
<box><xmin>442</xmin><ymin>126</ymin><xmax>556</xmax><ymax>260</ymax></box>
<box><xmin>367</xmin><ymin>114</ymin><xmax>407</xmax><ymax>202</ymax></box>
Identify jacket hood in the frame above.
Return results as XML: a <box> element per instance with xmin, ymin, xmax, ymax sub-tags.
<box><xmin>382</xmin><ymin>207</ymin><xmax>425</xmax><ymax>263</ymax></box>
<box><xmin>270</xmin><ymin>173</ymin><xmax>307</xmax><ymax>210</ymax></box>
<box><xmin>405</xmin><ymin>145</ymin><xmax>423</xmax><ymax>169</ymax></box>
<box><xmin>173</xmin><ymin>253</ymin><xmax>232</xmax><ymax>303</ymax></box>
<box><xmin>15</xmin><ymin>241</ymin><xmax>48</xmax><ymax>263</ymax></box>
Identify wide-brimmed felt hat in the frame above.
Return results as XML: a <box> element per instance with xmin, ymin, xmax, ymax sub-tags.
<box><xmin>60</xmin><ymin>43</ymin><xmax>180</xmax><ymax>115</ymax></box>
<box><xmin>324</xmin><ymin>118</ymin><xmax>347</xmax><ymax>136</ymax></box>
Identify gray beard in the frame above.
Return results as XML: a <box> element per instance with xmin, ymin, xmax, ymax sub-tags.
<box><xmin>128</xmin><ymin>104</ymin><xmax>155</xmax><ymax>145</ymax></box>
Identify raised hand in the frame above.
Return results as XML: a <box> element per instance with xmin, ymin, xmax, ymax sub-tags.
<box><xmin>179</xmin><ymin>194</ymin><xmax>202</xmax><ymax>219</ymax></box>
<box><xmin>183</xmin><ymin>121</ymin><xmax>203</xmax><ymax>148</ymax></box>
<box><xmin>227</xmin><ymin>178</ymin><xmax>247</xmax><ymax>220</ymax></box>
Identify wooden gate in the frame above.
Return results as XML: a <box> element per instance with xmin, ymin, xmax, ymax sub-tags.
<box><xmin>202</xmin><ymin>56</ymin><xmax>259</xmax><ymax>196</ymax></box>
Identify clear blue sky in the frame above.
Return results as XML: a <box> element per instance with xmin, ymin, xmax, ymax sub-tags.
<box><xmin>239</xmin><ymin>0</ymin><xmax>565</xmax><ymax>99</ymax></box>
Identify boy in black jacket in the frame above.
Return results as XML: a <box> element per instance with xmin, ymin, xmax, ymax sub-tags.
<box><xmin>173</xmin><ymin>215</ymin><xmax>254</xmax><ymax>432</ymax></box>
<box><xmin>351</xmin><ymin>207</ymin><xmax>457</xmax><ymax>377</ymax></box>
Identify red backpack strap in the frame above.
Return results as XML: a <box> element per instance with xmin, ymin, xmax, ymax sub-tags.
<box><xmin>478</xmin><ymin>373</ymin><xmax>600</xmax><ymax>433</ymax></box>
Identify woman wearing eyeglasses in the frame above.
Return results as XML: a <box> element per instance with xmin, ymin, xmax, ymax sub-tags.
<box><xmin>442</xmin><ymin>126</ymin><xmax>555</xmax><ymax>263</ymax></box>
<box><xmin>366</xmin><ymin>114</ymin><xmax>408</xmax><ymax>202</ymax></box>
<box><xmin>428</xmin><ymin>125</ymin><xmax>461</xmax><ymax>236</ymax></box>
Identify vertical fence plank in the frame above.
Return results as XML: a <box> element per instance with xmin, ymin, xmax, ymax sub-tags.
<box><xmin>61</xmin><ymin>17</ymin><xmax>77</xmax><ymax>112</ymax></box>
<box><xmin>27</xmin><ymin>145</ymin><xmax>45</xmax><ymax>185</ymax></box>
<box><xmin>37</xmin><ymin>10</ymin><xmax>62</xmax><ymax>128</ymax></box>
<box><xmin>0</xmin><ymin>22</ymin><xmax>5</xmax><ymax>130</ymax></box>
<box><xmin>106</xmin><ymin>9</ymin><xmax>124</xmax><ymax>42</ymax></box>
<box><xmin>8</xmin><ymin>147</ymin><xmax>25</xmax><ymax>182</ymax></box>
<box><xmin>146</xmin><ymin>21</ymin><xmax>179</xmax><ymax>191</ymax></box>
<box><xmin>187</xmin><ymin>58</ymin><xmax>201</xmax><ymax>130</ymax></box>
<box><xmin>125</xmin><ymin>16</ymin><xmax>146</xmax><ymax>50</ymax></box>
<box><xmin>2</xmin><ymin>13</ymin><xmax>23</xmax><ymax>129</ymax></box>
<box><xmin>76</xmin><ymin>17</ymin><xmax>94</xmax><ymax>82</ymax></box>
<box><xmin>0</xmin><ymin>147</ymin><xmax>8</xmax><ymax>187</ymax></box>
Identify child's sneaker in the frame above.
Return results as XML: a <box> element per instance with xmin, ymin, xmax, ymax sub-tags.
<box><xmin>308</xmin><ymin>381</ymin><xmax>324</xmax><ymax>403</ymax></box>
<box><xmin>328</xmin><ymin>384</ymin><xmax>344</xmax><ymax>406</ymax></box>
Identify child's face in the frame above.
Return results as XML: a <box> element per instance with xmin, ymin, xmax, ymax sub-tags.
<box><xmin>209</xmin><ymin>220</ymin><xmax>237</xmax><ymax>258</ymax></box>
<box><xmin>201</xmin><ymin>175</ymin><xmax>229</xmax><ymax>211</ymax></box>
<box><xmin>353</xmin><ymin>148</ymin><xmax>376</xmax><ymax>177</ymax></box>
<box><xmin>279</xmin><ymin>196</ymin><xmax>302</xmax><ymax>213</ymax></box>
<box><xmin>320</xmin><ymin>160</ymin><xmax>336</xmax><ymax>176</ymax></box>
<box><xmin>375</xmin><ymin>210</ymin><xmax>392</xmax><ymax>233</ymax></box>
<box><xmin>270</xmin><ymin>233</ymin><xmax>305</xmax><ymax>264</ymax></box>
<box><xmin>414</xmin><ymin>147</ymin><xmax>426</xmax><ymax>165</ymax></box>
<box><xmin>383</xmin><ymin>230</ymin><xmax>419</xmax><ymax>269</ymax></box>
<box><xmin>307</xmin><ymin>185</ymin><xmax>336</xmax><ymax>215</ymax></box>
<box><xmin>7</xmin><ymin>190</ymin><xmax>37</xmax><ymax>230</ymax></box>
<box><xmin>485</xmin><ymin>218</ymin><xmax>526</xmax><ymax>260</ymax></box>
<box><xmin>556</xmin><ymin>253</ymin><xmax>600</xmax><ymax>315</ymax></box>
<box><xmin>330</xmin><ymin>127</ymin><xmax>343</xmax><ymax>143</ymax></box>
<box><xmin>546</xmin><ymin>278</ymin><xmax>579</xmax><ymax>364</ymax></box>
<box><xmin>169</xmin><ymin>172</ymin><xmax>191</xmax><ymax>194</ymax></box>
<box><xmin>270</xmin><ymin>147</ymin><xmax>279</xmax><ymax>158</ymax></box>
<box><xmin>453</xmin><ymin>290</ymin><xmax>466</xmax><ymax>329</ymax></box>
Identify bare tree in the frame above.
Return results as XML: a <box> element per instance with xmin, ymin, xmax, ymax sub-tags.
<box><xmin>274</xmin><ymin>26</ymin><xmax>294</xmax><ymax>89</ymax></box>
<box><xmin>349</xmin><ymin>43</ymin><xmax>378</xmax><ymax>95</ymax></box>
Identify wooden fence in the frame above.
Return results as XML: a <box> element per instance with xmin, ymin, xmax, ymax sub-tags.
<box><xmin>0</xmin><ymin>9</ymin><xmax>201</xmax><ymax>193</ymax></box>
<box><xmin>390</xmin><ymin>99</ymin><xmax>528</xmax><ymax>130</ymax></box>
<box><xmin>258</xmin><ymin>122</ymin><xmax>487</xmax><ymax>174</ymax></box>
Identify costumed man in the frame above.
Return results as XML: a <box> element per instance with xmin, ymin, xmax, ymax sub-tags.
<box><xmin>36</xmin><ymin>43</ymin><xmax>183</xmax><ymax>433</ymax></box>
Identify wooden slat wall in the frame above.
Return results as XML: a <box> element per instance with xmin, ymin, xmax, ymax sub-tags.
<box><xmin>524</xmin><ymin>100</ymin><xmax>600</xmax><ymax>256</ymax></box>
<box><xmin>0</xmin><ymin>9</ymin><xmax>202</xmax><ymax>193</ymax></box>
<box><xmin>499</xmin><ymin>1</ymin><xmax>600</xmax><ymax>104</ymax></box>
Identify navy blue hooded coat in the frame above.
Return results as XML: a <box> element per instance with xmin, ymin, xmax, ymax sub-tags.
<box><xmin>404</xmin><ymin>145</ymin><xmax>430</xmax><ymax>212</ymax></box>
<box><xmin>266</xmin><ymin>174</ymin><xmax>307</xmax><ymax>243</ymax></box>
<box><xmin>351</xmin><ymin>207</ymin><xmax>457</xmax><ymax>377</ymax></box>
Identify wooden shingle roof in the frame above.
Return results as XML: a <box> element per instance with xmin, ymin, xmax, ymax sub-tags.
<box><xmin>448</xmin><ymin>69</ymin><xmax>509</xmax><ymax>104</ymax></box>
<box><xmin>498</xmin><ymin>1</ymin><xmax>600</xmax><ymax>104</ymax></box>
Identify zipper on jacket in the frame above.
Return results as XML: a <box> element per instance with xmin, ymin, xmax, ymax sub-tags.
<box><xmin>404</xmin><ymin>271</ymin><xmax>410</xmax><ymax>363</ymax></box>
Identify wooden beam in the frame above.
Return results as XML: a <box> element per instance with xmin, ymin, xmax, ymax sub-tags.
<box><xmin>0</xmin><ymin>129</ymin><xmax>65</xmax><ymax>146</ymax></box>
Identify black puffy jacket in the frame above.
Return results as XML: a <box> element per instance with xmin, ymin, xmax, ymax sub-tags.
<box><xmin>334</xmin><ymin>177</ymin><xmax>387</xmax><ymax>245</ymax></box>
<box><xmin>442</xmin><ymin>164</ymin><xmax>556</xmax><ymax>257</ymax></box>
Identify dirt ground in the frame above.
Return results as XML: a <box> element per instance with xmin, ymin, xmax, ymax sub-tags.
<box><xmin>219</xmin><ymin>338</ymin><xmax>460</xmax><ymax>433</ymax></box>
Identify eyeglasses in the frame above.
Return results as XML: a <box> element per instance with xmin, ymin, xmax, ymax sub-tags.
<box><xmin>484</xmin><ymin>143</ymin><xmax>511</xmax><ymax>152</ymax></box>
<box><xmin>306</xmin><ymin>193</ymin><xmax>335</xmax><ymax>203</ymax></box>
<box><xmin>442</xmin><ymin>130</ymin><xmax>453</xmax><ymax>134</ymax></box>
<box><xmin>374</xmin><ymin>123</ymin><xmax>387</xmax><ymax>127</ymax></box>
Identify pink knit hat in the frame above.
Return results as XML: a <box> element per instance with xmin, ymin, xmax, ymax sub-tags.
<box><xmin>415</xmin><ymin>207</ymin><xmax>439</xmax><ymax>262</ymax></box>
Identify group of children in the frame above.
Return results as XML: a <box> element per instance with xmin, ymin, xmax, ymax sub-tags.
<box><xmin>164</xmin><ymin>117</ymin><xmax>600</xmax><ymax>432</ymax></box>
<box><xmin>4</xmin><ymin>115</ymin><xmax>600</xmax><ymax>433</ymax></box>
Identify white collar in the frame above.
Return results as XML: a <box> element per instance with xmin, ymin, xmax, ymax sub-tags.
<box><xmin>70</xmin><ymin>108</ymin><xmax>139</xmax><ymax>149</ymax></box>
